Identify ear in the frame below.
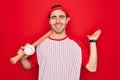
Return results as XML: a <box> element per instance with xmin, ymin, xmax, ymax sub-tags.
<box><xmin>67</xmin><ymin>17</ymin><xmax>71</xmax><ymax>23</ymax></box>
<box><xmin>48</xmin><ymin>19</ymin><xmax>51</xmax><ymax>25</ymax></box>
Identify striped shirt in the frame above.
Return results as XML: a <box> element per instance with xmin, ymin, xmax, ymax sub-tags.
<box><xmin>35</xmin><ymin>36</ymin><xmax>88</xmax><ymax>80</ymax></box>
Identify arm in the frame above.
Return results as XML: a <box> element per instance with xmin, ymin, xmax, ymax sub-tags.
<box><xmin>85</xmin><ymin>29</ymin><xmax>101</xmax><ymax>72</ymax></box>
<box><xmin>10</xmin><ymin>30</ymin><xmax>52</xmax><ymax>64</ymax></box>
<box><xmin>20</xmin><ymin>55</ymin><xmax>32</xmax><ymax>70</ymax></box>
<box><xmin>17</xmin><ymin>46</ymin><xmax>32</xmax><ymax>70</ymax></box>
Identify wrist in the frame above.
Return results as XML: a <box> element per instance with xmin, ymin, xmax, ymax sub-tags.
<box><xmin>89</xmin><ymin>39</ymin><xmax>97</xmax><ymax>43</ymax></box>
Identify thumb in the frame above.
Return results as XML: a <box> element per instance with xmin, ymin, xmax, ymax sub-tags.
<box><xmin>87</xmin><ymin>35</ymin><xmax>91</xmax><ymax>40</ymax></box>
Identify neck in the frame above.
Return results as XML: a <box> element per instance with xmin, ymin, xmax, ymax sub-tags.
<box><xmin>50</xmin><ymin>31</ymin><xmax>67</xmax><ymax>39</ymax></box>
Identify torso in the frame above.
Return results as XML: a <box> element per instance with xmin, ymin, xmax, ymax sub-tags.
<box><xmin>36</xmin><ymin>36</ymin><xmax>82</xmax><ymax>80</ymax></box>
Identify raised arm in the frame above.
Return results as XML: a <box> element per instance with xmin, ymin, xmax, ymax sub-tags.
<box><xmin>85</xmin><ymin>29</ymin><xmax>102</xmax><ymax>72</ymax></box>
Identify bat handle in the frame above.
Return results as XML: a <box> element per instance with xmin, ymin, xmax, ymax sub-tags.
<box><xmin>10</xmin><ymin>45</ymin><xmax>35</xmax><ymax>64</ymax></box>
<box><xmin>10</xmin><ymin>30</ymin><xmax>52</xmax><ymax>64</ymax></box>
<box><xmin>10</xmin><ymin>53</ymin><xmax>24</xmax><ymax>64</ymax></box>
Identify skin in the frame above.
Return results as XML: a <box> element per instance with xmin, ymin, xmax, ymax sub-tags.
<box><xmin>86</xmin><ymin>29</ymin><xmax>101</xmax><ymax>72</ymax></box>
<box><xmin>49</xmin><ymin>10</ymin><xmax>70</xmax><ymax>39</ymax></box>
<box><xmin>20</xmin><ymin>9</ymin><xmax>102</xmax><ymax>72</ymax></box>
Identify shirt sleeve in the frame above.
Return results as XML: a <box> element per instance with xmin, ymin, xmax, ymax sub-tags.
<box><xmin>28</xmin><ymin>53</ymin><xmax>38</xmax><ymax>68</ymax></box>
<box><xmin>69</xmin><ymin>36</ymin><xmax>89</xmax><ymax>66</ymax></box>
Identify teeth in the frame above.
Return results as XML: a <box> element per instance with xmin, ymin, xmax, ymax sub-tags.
<box><xmin>56</xmin><ymin>25</ymin><xmax>61</xmax><ymax>27</ymax></box>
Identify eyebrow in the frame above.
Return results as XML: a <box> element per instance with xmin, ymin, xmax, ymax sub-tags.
<box><xmin>50</xmin><ymin>15</ymin><xmax>66</xmax><ymax>18</ymax></box>
<box><xmin>50</xmin><ymin>16</ymin><xmax>56</xmax><ymax>18</ymax></box>
<box><xmin>59</xmin><ymin>15</ymin><xmax>66</xmax><ymax>17</ymax></box>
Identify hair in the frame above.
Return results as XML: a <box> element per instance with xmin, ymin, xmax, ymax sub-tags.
<box><xmin>48</xmin><ymin>4</ymin><xmax>69</xmax><ymax>19</ymax></box>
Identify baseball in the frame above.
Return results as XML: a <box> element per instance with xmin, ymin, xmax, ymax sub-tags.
<box><xmin>24</xmin><ymin>45</ymin><xmax>35</xmax><ymax>55</ymax></box>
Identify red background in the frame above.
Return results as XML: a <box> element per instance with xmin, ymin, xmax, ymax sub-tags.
<box><xmin>0</xmin><ymin>0</ymin><xmax>120</xmax><ymax>80</ymax></box>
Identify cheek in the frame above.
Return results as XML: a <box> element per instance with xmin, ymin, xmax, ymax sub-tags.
<box><xmin>49</xmin><ymin>21</ymin><xmax>53</xmax><ymax>25</ymax></box>
<box><xmin>49</xmin><ymin>21</ymin><xmax>55</xmax><ymax>28</ymax></box>
<box><xmin>62</xmin><ymin>19</ymin><xmax>69</xmax><ymax>23</ymax></box>
<box><xmin>49</xmin><ymin>20</ymin><xmax>55</xmax><ymax>25</ymax></box>
<box><xmin>63</xmin><ymin>20</ymin><xmax>69</xmax><ymax>25</ymax></box>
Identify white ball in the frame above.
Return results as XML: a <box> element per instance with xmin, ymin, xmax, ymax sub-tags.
<box><xmin>24</xmin><ymin>45</ymin><xmax>35</xmax><ymax>55</ymax></box>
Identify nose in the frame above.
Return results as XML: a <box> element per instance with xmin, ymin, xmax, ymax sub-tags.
<box><xmin>56</xmin><ymin>17</ymin><xmax>60</xmax><ymax>24</ymax></box>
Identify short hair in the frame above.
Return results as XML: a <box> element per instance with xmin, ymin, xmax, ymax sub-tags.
<box><xmin>48</xmin><ymin>4</ymin><xmax>69</xmax><ymax>19</ymax></box>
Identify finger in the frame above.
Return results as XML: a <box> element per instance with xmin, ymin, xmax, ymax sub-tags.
<box><xmin>93</xmin><ymin>29</ymin><xmax>102</xmax><ymax>40</ymax></box>
<box><xmin>17</xmin><ymin>46</ymin><xmax>25</xmax><ymax>55</ymax></box>
<box><xmin>17</xmin><ymin>49</ymin><xmax>24</xmax><ymax>55</ymax></box>
<box><xmin>92</xmin><ymin>29</ymin><xmax>102</xmax><ymax>37</ymax></box>
<box><xmin>20</xmin><ymin>46</ymin><xmax>25</xmax><ymax>50</ymax></box>
<box><xmin>87</xmin><ymin>35</ymin><xmax>89</xmax><ymax>38</ymax></box>
<box><xmin>95</xmin><ymin>29</ymin><xmax>102</xmax><ymax>37</ymax></box>
<box><xmin>24</xmin><ymin>43</ymin><xmax>30</xmax><ymax>47</ymax></box>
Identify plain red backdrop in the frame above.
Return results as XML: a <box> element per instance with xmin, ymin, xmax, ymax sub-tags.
<box><xmin>0</xmin><ymin>0</ymin><xmax>120</xmax><ymax>80</ymax></box>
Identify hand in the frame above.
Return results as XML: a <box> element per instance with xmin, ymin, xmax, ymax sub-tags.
<box><xmin>87</xmin><ymin>29</ymin><xmax>102</xmax><ymax>40</ymax></box>
<box><xmin>17</xmin><ymin>43</ymin><xmax>30</xmax><ymax>55</ymax></box>
<box><xmin>17</xmin><ymin>46</ymin><xmax>25</xmax><ymax>55</ymax></box>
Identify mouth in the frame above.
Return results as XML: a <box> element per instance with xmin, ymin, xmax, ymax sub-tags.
<box><xmin>54</xmin><ymin>24</ymin><xmax>62</xmax><ymax>30</ymax></box>
<box><xmin>55</xmin><ymin>28</ymin><xmax>61</xmax><ymax>31</ymax></box>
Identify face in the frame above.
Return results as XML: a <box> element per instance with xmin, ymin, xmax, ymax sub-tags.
<box><xmin>49</xmin><ymin>10</ymin><xmax>70</xmax><ymax>34</ymax></box>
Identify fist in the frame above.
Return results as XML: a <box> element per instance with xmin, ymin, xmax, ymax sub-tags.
<box><xmin>24</xmin><ymin>45</ymin><xmax>35</xmax><ymax>55</ymax></box>
<box><xmin>17</xmin><ymin>44</ymin><xmax>35</xmax><ymax>55</ymax></box>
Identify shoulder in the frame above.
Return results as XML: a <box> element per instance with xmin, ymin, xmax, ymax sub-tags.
<box><xmin>36</xmin><ymin>38</ymin><xmax>49</xmax><ymax>47</ymax></box>
<box><xmin>68</xmin><ymin>36</ymin><xmax>84</xmax><ymax>47</ymax></box>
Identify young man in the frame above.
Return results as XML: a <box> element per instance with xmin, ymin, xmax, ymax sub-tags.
<box><xmin>19</xmin><ymin>4</ymin><xmax>101</xmax><ymax>80</ymax></box>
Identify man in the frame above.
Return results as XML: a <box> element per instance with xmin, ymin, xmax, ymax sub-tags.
<box><xmin>19</xmin><ymin>4</ymin><xmax>101</xmax><ymax>80</ymax></box>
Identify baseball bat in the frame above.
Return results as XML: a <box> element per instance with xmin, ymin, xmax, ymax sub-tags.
<box><xmin>10</xmin><ymin>30</ymin><xmax>52</xmax><ymax>64</ymax></box>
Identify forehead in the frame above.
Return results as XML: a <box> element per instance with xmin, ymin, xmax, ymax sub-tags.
<box><xmin>50</xmin><ymin>10</ymin><xmax>66</xmax><ymax>16</ymax></box>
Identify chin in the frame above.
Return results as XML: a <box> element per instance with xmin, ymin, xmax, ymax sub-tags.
<box><xmin>55</xmin><ymin>30</ymin><xmax>63</xmax><ymax>34</ymax></box>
